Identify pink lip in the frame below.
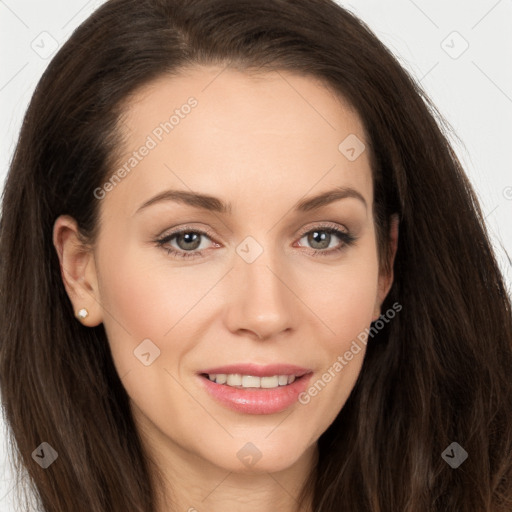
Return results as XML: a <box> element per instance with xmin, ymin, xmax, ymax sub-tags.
<box><xmin>199</xmin><ymin>363</ymin><xmax>311</xmax><ymax>377</ymax></box>
<box><xmin>197</xmin><ymin>364</ymin><xmax>313</xmax><ymax>415</ymax></box>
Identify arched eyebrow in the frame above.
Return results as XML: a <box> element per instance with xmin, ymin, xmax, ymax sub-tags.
<box><xmin>294</xmin><ymin>186</ymin><xmax>367</xmax><ymax>212</ymax></box>
<box><xmin>134</xmin><ymin>185</ymin><xmax>367</xmax><ymax>215</ymax></box>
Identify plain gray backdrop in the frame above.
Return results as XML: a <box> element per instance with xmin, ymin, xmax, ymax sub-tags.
<box><xmin>1</xmin><ymin>0</ymin><xmax>511</xmax><ymax>510</ymax></box>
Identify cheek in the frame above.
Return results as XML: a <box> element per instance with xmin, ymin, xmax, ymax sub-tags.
<box><xmin>98</xmin><ymin>232</ymin><xmax>220</xmax><ymax>320</ymax></box>
<box><xmin>95</xmin><ymin>238</ymin><xmax>226</xmax><ymax>388</ymax></box>
<box><xmin>95</xmin><ymin>248</ymin><xmax>201</xmax><ymax>427</ymax></box>
<box><xmin>304</xmin><ymin>247</ymin><xmax>380</xmax><ymax>346</ymax></box>
<box><xmin>94</xmin><ymin>242</ymin><xmax>181</xmax><ymax>374</ymax></box>
<box><xmin>295</xmin><ymin>248</ymin><xmax>379</xmax><ymax>434</ymax></box>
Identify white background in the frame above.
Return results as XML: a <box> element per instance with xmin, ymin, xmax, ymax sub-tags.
<box><xmin>1</xmin><ymin>0</ymin><xmax>511</xmax><ymax>509</ymax></box>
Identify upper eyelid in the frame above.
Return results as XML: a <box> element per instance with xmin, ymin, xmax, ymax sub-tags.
<box><xmin>297</xmin><ymin>222</ymin><xmax>348</xmax><ymax>236</ymax></box>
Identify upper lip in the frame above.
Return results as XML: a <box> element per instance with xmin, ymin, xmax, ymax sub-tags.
<box><xmin>199</xmin><ymin>363</ymin><xmax>312</xmax><ymax>378</ymax></box>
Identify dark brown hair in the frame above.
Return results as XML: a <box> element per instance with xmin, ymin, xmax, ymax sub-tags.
<box><xmin>1</xmin><ymin>0</ymin><xmax>511</xmax><ymax>510</ymax></box>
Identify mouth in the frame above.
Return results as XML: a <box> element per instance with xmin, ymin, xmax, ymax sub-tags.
<box><xmin>197</xmin><ymin>364</ymin><xmax>313</xmax><ymax>415</ymax></box>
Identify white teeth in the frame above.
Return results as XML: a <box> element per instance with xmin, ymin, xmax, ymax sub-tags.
<box><xmin>260</xmin><ymin>376</ymin><xmax>279</xmax><ymax>388</ymax></box>
<box><xmin>242</xmin><ymin>375</ymin><xmax>261</xmax><ymax>387</ymax></box>
<box><xmin>215</xmin><ymin>373</ymin><xmax>227</xmax><ymax>384</ymax></box>
<box><xmin>226</xmin><ymin>374</ymin><xmax>242</xmax><ymax>386</ymax></box>
<box><xmin>207</xmin><ymin>373</ymin><xmax>299</xmax><ymax>389</ymax></box>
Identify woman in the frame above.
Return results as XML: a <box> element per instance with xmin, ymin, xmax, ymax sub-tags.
<box><xmin>1</xmin><ymin>0</ymin><xmax>511</xmax><ymax>511</ymax></box>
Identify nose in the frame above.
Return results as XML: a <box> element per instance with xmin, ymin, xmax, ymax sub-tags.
<box><xmin>224</xmin><ymin>242</ymin><xmax>298</xmax><ymax>341</ymax></box>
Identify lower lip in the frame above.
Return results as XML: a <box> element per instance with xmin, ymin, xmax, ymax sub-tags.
<box><xmin>198</xmin><ymin>373</ymin><xmax>313</xmax><ymax>415</ymax></box>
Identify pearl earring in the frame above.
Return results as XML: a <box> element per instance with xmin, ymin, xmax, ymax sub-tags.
<box><xmin>76</xmin><ymin>308</ymin><xmax>89</xmax><ymax>320</ymax></box>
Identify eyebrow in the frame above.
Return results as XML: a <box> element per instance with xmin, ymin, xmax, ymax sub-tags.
<box><xmin>135</xmin><ymin>185</ymin><xmax>367</xmax><ymax>215</ymax></box>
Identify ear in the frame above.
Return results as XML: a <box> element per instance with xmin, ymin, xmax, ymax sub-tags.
<box><xmin>52</xmin><ymin>215</ymin><xmax>103</xmax><ymax>326</ymax></box>
<box><xmin>372</xmin><ymin>214</ymin><xmax>399</xmax><ymax>321</ymax></box>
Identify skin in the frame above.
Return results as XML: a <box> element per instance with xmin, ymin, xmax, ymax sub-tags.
<box><xmin>53</xmin><ymin>66</ymin><xmax>398</xmax><ymax>512</ymax></box>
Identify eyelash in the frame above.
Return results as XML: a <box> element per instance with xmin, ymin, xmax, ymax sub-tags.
<box><xmin>155</xmin><ymin>223</ymin><xmax>357</xmax><ymax>260</ymax></box>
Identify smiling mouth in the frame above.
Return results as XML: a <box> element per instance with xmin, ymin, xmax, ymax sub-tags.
<box><xmin>201</xmin><ymin>373</ymin><xmax>306</xmax><ymax>389</ymax></box>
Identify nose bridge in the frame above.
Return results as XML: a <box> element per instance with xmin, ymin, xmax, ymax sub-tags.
<box><xmin>227</xmin><ymin>234</ymin><xmax>295</xmax><ymax>338</ymax></box>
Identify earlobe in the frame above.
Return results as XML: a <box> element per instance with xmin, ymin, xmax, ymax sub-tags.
<box><xmin>373</xmin><ymin>214</ymin><xmax>399</xmax><ymax>321</ymax></box>
<box><xmin>52</xmin><ymin>215</ymin><xmax>103</xmax><ymax>326</ymax></box>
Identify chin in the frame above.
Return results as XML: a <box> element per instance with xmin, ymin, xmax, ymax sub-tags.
<box><xmin>199</xmin><ymin>434</ymin><xmax>315</xmax><ymax>474</ymax></box>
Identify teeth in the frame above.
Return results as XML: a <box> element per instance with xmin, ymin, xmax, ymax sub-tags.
<box><xmin>242</xmin><ymin>375</ymin><xmax>261</xmax><ymax>387</ymax></box>
<box><xmin>226</xmin><ymin>374</ymin><xmax>242</xmax><ymax>386</ymax></box>
<box><xmin>260</xmin><ymin>376</ymin><xmax>279</xmax><ymax>388</ymax></box>
<box><xmin>207</xmin><ymin>373</ymin><xmax>299</xmax><ymax>389</ymax></box>
<box><xmin>215</xmin><ymin>373</ymin><xmax>227</xmax><ymax>384</ymax></box>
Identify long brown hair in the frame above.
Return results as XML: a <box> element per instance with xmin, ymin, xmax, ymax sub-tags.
<box><xmin>1</xmin><ymin>0</ymin><xmax>511</xmax><ymax>510</ymax></box>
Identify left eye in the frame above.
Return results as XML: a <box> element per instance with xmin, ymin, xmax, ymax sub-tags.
<box><xmin>297</xmin><ymin>228</ymin><xmax>345</xmax><ymax>251</ymax></box>
<box><xmin>169</xmin><ymin>231</ymin><xmax>207</xmax><ymax>251</ymax></box>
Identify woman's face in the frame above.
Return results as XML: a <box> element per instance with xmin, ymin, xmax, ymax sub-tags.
<box><xmin>56</xmin><ymin>66</ymin><xmax>396</xmax><ymax>475</ymax></box>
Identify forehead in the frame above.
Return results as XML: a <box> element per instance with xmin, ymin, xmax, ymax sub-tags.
<box><xmin>103</xmin><ymin>66</ymin><xmax>373</xmax><ymax>219</ymax></box>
